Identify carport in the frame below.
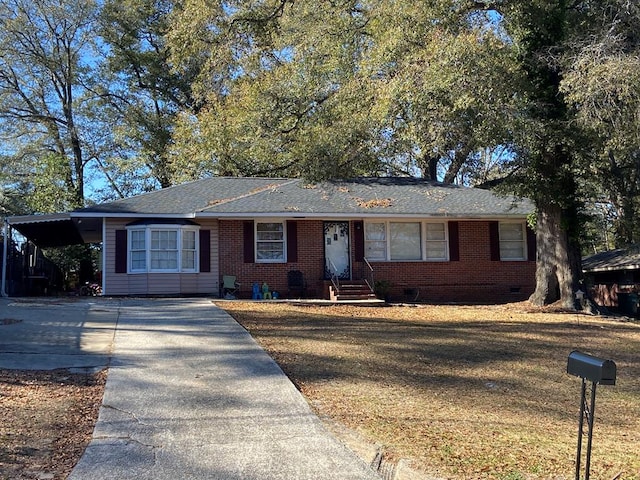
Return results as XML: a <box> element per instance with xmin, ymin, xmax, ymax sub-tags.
<box><xmin>1</xmin><ymin>213</ymin><xmax>103</xmax><ymax>296</ymax></box>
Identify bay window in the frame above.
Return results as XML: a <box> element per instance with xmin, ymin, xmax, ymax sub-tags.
<box><xmin>127</xmin><ymin>225</ymin><xmax>199</xmax><ymax>273</ymax></box>
<box><xmin>181</xmin><ymin>230</ymin><xmax>197</xmax><ymax>270</ymax></box>
<box><xmin>130</xmin><ymin>230</ymin><xmax>147</xmax><ymax>271</ymax></box>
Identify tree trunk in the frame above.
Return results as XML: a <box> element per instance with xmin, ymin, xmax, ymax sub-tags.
<box><xmin>443</xmin><ymin>147</ymin><xmax>472</xmax><ymax>184</ymax></box>
<box><xmin>529</xmin><ymin>203</ymin><xmax>577</xmax><ymax>309</ymax></box>
<box><xmin>418</xmin><ymin>155</ymin><xmax>439</xmax><ymax>181</ymax></box>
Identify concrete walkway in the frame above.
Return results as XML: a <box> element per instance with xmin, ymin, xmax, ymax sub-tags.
<box><xmin>67</xmin><ymin>298</ymin><xmax>381</xmax><ymax>480</ymax></box>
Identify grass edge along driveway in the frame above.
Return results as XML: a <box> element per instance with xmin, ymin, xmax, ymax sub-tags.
<box><xmin>220</xmin><ymin>302</ymin><xmax>640</xmax><ymax>480</ymax></box>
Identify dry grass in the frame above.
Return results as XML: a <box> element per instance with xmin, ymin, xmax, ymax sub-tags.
<box><xmin>221</xmin><ymin>301</ymin><xmax>640</xmax><ymax>480</ymax></box>
<box><xmin>0</xmin><ymin>369</ymin><xmax>105</xmax><ymax>480</ymax></box>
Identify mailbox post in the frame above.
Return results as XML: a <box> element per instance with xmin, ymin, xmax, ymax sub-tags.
<box><xmin>567</xmin><ymin>351</ymin><xmax>616</xmax><ymax>480</ymax></box>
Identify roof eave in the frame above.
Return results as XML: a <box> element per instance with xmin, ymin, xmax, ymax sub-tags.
<box><xmin>7</xmin><ymin>213</ymin><xmax>71</xmax><ymax>225</ymax></box>
<box><xmin>583</xmin><ymin>264</ymin><xmax>640</xmax><ymax>273</ymax></box>
<box><xmin>72</xmin><ymin>212</ymin><xmax>197</xmax><ymax>219</ymax></box>
<box><xmin>193</xmin><ymin>212</ymin><xmax>530</xmax><ymax>219</ymax></box>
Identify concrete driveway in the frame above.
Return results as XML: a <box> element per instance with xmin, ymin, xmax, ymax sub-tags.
<box><xmin>0</xmin><ymin>296</ymin><xmax>118</xmax><ymax>372</ymax></box>
<box><xmin>0</xmin><ymin>297</ymin><xmax>382</xmax><ymax>480</ymax></box>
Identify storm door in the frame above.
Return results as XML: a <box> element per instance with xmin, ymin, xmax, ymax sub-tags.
<box><xmin>323</xmin><ymin>221</ymin><xmax>350</xmax><ymax>280</ymax></box>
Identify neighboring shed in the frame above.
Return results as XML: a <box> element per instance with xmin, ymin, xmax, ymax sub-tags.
<box><xmin>583</xmin><ymin>246</ymin><xmax>640</xmax><ymax>315</ymax></box>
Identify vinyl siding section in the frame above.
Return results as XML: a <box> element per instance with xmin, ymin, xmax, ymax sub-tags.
<box><xmin>103</xmin><ymin>218</ymin><xmax>219</xmax><ymax>296</ymax></box>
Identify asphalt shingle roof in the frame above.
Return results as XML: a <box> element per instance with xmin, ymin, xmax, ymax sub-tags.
<box><xmin>76</xmin><ymin>177</ymin><xmax>532</xmax><ymax>218</ymax></box>
<box><xmin>582</xmin><ymin>246</ymin><xmax>640</xmax><ymax>272</ymax></box>
<box><xmin>80</xmin><ymin>177</ymin><xmax>290</xmax><ymax>215</ymax></box>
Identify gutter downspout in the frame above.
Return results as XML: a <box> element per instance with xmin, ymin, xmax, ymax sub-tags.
<box><xmin>1</xmin><ymin>221</ymin><xmax>9</xmax><ymax>297</ymax></box>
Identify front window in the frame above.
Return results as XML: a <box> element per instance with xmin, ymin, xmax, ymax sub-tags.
<box><xmin>150</xmin><ymin>230</ymin><xmax>178</xmax><ymax>270</ymax></box>
<box><xmin>130</xmin><ymin>230</ymin><xmax>147</xmax><ymax>271</ymax></box>
<box><xmin>425</xmin><ymin>223</ymin><xmax>447</xmax><ymax>260</ymax></box>
<box><xmin>390</xmin><ymin>222</ymin><xmax>422</xmax><ymax>260</ymax></box>
<box><xmin>127</xmin><ymin>225</ymin><xmax>199</xmax><ymax>273</ymax></box>
<box><xmin>181</xmin><ymin>230</ymin><xmax>197</xmax><ymax>270</ymax></box>
<box><xmin>499</xmin><ymin>222</ymin><xmax>526</xmax><ymax>260</ymax></box>
<box><xmin>256</xmin><ymin>221</ymin><xmax>285</xmax><ymax>262</ymax></box>
<box><xmin>365</xmin><ymin>222</ymin><xmax>386</xmax><ymax>260</ymax></box>
<box><xmin>364</xmin><ymin>221</ymin><xmax>448</xmax><ymax>261</ymax></box>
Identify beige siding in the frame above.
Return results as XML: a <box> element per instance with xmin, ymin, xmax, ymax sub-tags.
<box><xmin>148</xmin><ymin>273</ymin><xmax>180</xmax><ymax>294</ymax></box>
<box><xmin>103</xmin><ymin>218</ymin><xmax>219</xmax><ymax>296</ymax></box>
<box><xmin>127</xmin><ymin>274</ymin><xmax>149</xmax><ymax>295</ymax></box>
<box><xmin>104</xmin><ymin>218</ymin><xmax>131</xmax><ymax>296</ymax></box>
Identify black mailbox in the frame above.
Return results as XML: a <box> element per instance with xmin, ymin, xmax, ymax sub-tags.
<box><xmin>567</xmin><ymin>350</ymin><xmax>616</xmax><ymax>385</ymax></box>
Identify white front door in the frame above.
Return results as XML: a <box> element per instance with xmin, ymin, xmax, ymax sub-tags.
<box><xmin>324</xmin><ymin>221</ymin><xmax>350</xmax><ymax>279</ymax></box>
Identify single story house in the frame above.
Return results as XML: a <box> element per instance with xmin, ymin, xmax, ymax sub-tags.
<box><xmin>583</xmin><ymin>246</ymin><xmax>640</xmax><ymax>315</ymax></box>
<box><xmin>2</xmin><ymin>176</ymin><xmax>536</xmax><ymax>303</ymax></box>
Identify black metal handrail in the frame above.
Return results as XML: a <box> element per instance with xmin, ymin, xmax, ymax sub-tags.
<box><xmin>328</xmin><ymin>258</ymin><xmax>340</xmax><ymax>292</ymax></box>
<box><xmin>363</xmin><ymin>257</ymin><xmax>374</xmax><ymax>292</ymax></box>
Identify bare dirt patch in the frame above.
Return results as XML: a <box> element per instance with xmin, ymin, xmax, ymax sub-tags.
<box><xmin>221</xmin><ymin>301</ymin><xmax>640</xmax><ymax>480</ymax></box>
<box><xmin>0</xmin><ymin>369</ymin><xmax>106</xmax><ymax>480</ymax></box>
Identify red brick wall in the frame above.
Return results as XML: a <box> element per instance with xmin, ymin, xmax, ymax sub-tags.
<box><xmin>219</xmin><ymin>220</ymin><xmax>326</xmax><ymax>298</ymax></box>
<box><xmin>219</xmin><ymin>219</ymin><xmax>536</xmax><ymax>303</ymax></box>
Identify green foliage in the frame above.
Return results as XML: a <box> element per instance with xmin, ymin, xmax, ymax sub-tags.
<box><xmin>2</xmin><ymin>0</ymin><xmax>639</xmax><ymax>305</ymax></box>
<box><xmin>168</xmin><ymin>0</ymin><xmax>387</xmax><ymax>181</ymax></box>
<box><xmin>167</xmin><ymin>1</ymin><xmax>525</xmax><ymax>182</ymax></box>
<box><xmin>373</xmin><ymin>280</ymin><xmax>392</xmax><ymax>300</ymax></box>
<box><xmin>98</xmin><ymin>0</ymin><xmax>202</xmax><ymax>190</ymax></box>
<box><xmin>559</xmin><ymin>1</ymin><xmax>640</xmax><ymax>247</ymax></box>
<box><xmin>0</xmin><ymin>0</ymin><xmax>99</xmax><ymax>210</ymax></box>
<box><xmin>26</xmin><ymin>155</ymin><xmax>79</xmax><ymax>214</ymax></box>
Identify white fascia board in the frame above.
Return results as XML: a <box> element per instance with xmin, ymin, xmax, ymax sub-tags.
<box><xmin>71</xmin><ymin>211</ymin><xmax>529</xmax><ymax>221</ymax></box>
<box><xmin>71</xmin><ymin>212</ymin><xmax>197</xmax><ymax>219</ymax></box>
<box><xmin>7</xmin><ymin>213</ymin><xmax>71</xmax><ymax>225</ymax></box>
<box><xmin>194</xmin><ymin>212</ymin><xmax>529</xmax><ymax>220</ymax></box>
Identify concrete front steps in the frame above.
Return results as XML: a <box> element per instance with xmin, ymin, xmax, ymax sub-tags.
<box><xmin>329</xmin><ymin>280</ymin><xmax>379</xmax><ymax>302</ymax></box>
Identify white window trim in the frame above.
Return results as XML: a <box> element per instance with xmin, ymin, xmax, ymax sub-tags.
<box><xmin>255</xmin><ymin>219</ymin><xmax>287</xmax><ymax>263</ymax></box>
<box><xmin>364</xmin><ymin>222</ymin><xmax>387</xmax><ymax>261</ymax></box>
<box><xmin>390</xmin><ymin>221</ymin><xmax>423</xmax><ymax>261</ymax></box>
<box><xmin>126</xmin><ymin>224</ymin><xmax>200</xmax><ymax>274</ymax></box>
<box><xmin>180</xmin><ymin>229</ymin><xmax>198</xmax><ymax>273</ymax></box>
<box><xmin>364</xmin><ymin>220</ymin><xmax>449</xmax><ymax>262</ymax></box>
<box><xmin>128</xmin><ymin>229</ymin><xmax>147</xmax><ymax>273</ymax></box>
<box><xmin>424</xmin><ymin>222</ymin><xmax>449</xmax><ymax>261</ymax></box>
<box><xmin>499</xmin><ymin>221</ymin><xmax>527</xmax><ymax>261</ymax></box>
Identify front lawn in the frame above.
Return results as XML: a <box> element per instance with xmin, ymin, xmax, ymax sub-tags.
<box><xmin>220</xmin><ymin>302</ymin><xmax>640</xmax><ymax>480</ymax></box>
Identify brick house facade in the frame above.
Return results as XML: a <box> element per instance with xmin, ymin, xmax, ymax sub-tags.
<box><xmin>5</xmin><ymin>177</ymin><xmax>536</xmax><ymax>303</ymax></box>
<box><xmin>219</xmin><ymin>218</ymin><xmax>535</xmax><ymax>303</ymax></box>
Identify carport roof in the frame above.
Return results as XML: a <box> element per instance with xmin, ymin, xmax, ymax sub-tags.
<box><xmin>7</xmin><ymin>213</ymin><xmax>101</xmax><ymax>247</ymax></box>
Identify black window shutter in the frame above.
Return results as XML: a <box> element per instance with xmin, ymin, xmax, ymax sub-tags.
<box><xmin>526</xmin><ymin>225</ymin><xmax>537</xmax><ymax>261</ymax></box>
<box><xmin>199</xmin><ymin>230</ymin><xmax>211</xmax><ymax>272</ymax></box>
<box><xmin>286</xmin><ymin>220</ymin><xmax>298</xmax><ymax>263</ymax></box>
<box><xmin>353</xmin><ymin>221</ymin><xmax>364</xmax><ymax>262</ymax></box>
<box><xmin>243</xmin><ymin>221</ymin><xmax>255</xmax><ymax>263</ymax></box>
<box><xmin>489</xmin><ymin>221</ymin><xmax>500</xmax><ymax>261</ymax></box>
<box><xmin>448</xmin><ymin>221</ymin><xmax>460</xmax><ymax>261</ymax></box>
<box><xmin>115</xmin><ymin>230</ymin><xmax>127</xmax><ymax>273</ymax></box>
